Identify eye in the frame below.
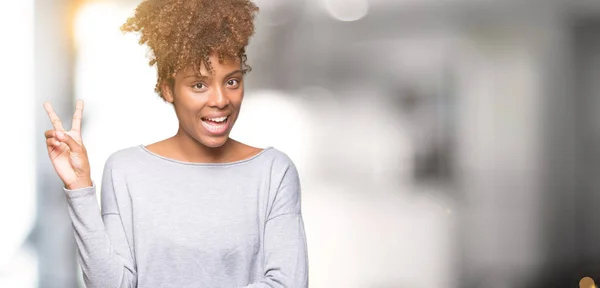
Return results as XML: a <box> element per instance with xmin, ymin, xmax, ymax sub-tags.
<box><xmin>226</xmin><ymin>79</ymin><xmax>240</xmax><ymax>87</ymax></box>
<box><xmin>193</xmin><ymin>82</ymin><xmax>207</xmax><ymax>90</ymax></box>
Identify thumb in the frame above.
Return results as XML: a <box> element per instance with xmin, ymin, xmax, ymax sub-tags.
<box><xmin>56</xmin><ymin>130</ymin><xmax>83</xmax><ymax>153</ymax></box>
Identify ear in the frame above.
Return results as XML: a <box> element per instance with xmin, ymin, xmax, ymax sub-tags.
<box><xmin>161</xmin><ymin>79</ymin><xmax>175</xmax><ymax>103</ymax></box>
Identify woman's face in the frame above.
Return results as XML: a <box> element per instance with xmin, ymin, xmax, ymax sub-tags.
<box><xmin>163</xmin><ymin>52</ymin><xmax>244</xmax><ymax>148</ymax></box>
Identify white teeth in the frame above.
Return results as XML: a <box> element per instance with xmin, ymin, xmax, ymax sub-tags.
<box><xmin>205</xmin><ymin>116</ymin><xmax>228</xmax><ymax>122</ymax></box>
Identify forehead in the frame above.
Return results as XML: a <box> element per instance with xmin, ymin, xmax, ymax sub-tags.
<box><xmin>187</xmin><ymin>53</ymin><xmax>241</xmax><ymax>76</ymax></box>
<box><xmin>202</xmin><ymin>52</ymin><xmax>242</xmax><ymax>70</ymax></box>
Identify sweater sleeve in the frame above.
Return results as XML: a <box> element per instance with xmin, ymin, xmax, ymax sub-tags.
<box><xmin>243</xmin><ymin>160</ymin><xmax>309</xmax><ymax>288</ymax></box>
<box><xmin>64</xmin><ymin>157</ymin><xmax>137</xmax><ymax>288</ymax></box>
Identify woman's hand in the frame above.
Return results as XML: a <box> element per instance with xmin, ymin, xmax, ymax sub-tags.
<box><xmin>43</xmin><ymin>100</ymin><xmax>92</xmax><ymax>190</ymax></box>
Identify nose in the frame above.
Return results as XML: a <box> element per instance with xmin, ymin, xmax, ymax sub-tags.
<box><xmin>207</xmin><ymin>86</ymin><xmax>230</xmax><ymax>109</ymax></box>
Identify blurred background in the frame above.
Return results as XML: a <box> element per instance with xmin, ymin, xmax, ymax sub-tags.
<box><xmin>2</xmin><ymin>0</ymin><xmax>600</xmax><ymax>287</ymax></box>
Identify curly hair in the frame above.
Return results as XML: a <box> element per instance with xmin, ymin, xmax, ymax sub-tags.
<box><xmin>121</xmin><ymin>0</ymin><xmax>259</xmax><ymax>100</ymax></box>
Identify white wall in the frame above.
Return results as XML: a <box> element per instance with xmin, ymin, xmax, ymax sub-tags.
<box><xmin>0</xmin><ymin>0</ymin><xmax>37</xmax><ymax>287</ymax></box>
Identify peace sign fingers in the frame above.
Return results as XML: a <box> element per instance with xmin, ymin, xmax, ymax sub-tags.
<box><xmin>71</xmin><ymin>99</ymin><xmax>84</xmax><ymax>135</ymax></box>
<box><xmin>43</xmin><ymin>102</ymin><xmax>65</xmax><ymax>131</ymax></box>
<box><xmin>42</xmin><ymin>100</ymin><xmax>92</xmax><ymax>190</ymax></box>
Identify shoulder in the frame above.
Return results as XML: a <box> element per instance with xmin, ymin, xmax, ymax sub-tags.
<box><xmin>258</xmin><ymin>147</ymin><xmax>300</xmax><ymax>183</ymax></box>
<box><xmin>103</xmin><ymin>145</ymin><xmax>146</xmax><ymax>170</ymax></box>
<box><xmin>261</xmin><ymin>148</ymin><xmax>303</xmax><ymax>215</ymax></box>
<box><xmin>259</xmin><ymin>147</ymin><xmax>297</xmax><ymax>170</ymax></box>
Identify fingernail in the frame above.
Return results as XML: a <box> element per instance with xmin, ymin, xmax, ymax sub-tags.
<box><xmin>56</xmin><ymin>131</ymin><xmax>63</xmax><ymax>138</ymax></box>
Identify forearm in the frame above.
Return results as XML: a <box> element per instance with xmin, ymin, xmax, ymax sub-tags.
<box><xmin>241</xmin><ymin>213</ymin><xmax>308</xmax><ymax>288</ymax></box>
<box><xmin>242</xmin><ymin>278</ymin><xmax>297</xmax><ymax>288</ymax></box>
<box><xmin>65</xmin><ymin>185</ymin><xmax>135</xmax><ymax>288</ymax></box>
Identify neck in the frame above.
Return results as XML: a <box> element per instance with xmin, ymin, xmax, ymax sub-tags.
<box><xmin>170</xmin><ymin>126</ymin><xmax>236</xmax><ymax>163</ymax></box>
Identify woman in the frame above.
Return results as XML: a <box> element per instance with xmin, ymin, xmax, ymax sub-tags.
<box><xmin>42</xmin><ymin>0</ymin><xmax>309</xmax><ymax>287</ymax></box>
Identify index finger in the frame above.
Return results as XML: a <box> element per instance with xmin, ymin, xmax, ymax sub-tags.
<box><xmin>43</xmin><ymin>102</ymin><xmax>64</xmax><ymax>130</ymax></box>
<box><xmin>71</xmin><ymin>99</ymin><xmax>84</xmax><ymax>132</ymax></box>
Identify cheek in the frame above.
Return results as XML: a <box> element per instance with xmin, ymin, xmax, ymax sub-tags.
<box><xmin>175</xmin><ymin>89</ymin><xmax>203</xmax><ymax>109</ymax></box>
<box><xmin>230</xmin><ymin>90</ymin><xmax>244</xmax><ymax>107</ymax></box>
<box><xmin>173</xmin><ymin>92</ymin><xmax>203</xmax><ymax>122</ymax></box>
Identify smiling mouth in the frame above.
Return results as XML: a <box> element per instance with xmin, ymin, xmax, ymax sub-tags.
<box><xmin>201</xmin><ymin>116</ymin><xmax>229</xmax><ymax>123</ymax></box>
<box><xmin>200</xmin><ymin>116</ymin><xmax>230</xmax><ymax>135</ymax></box>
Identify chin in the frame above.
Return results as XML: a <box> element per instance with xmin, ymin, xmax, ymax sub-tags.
<box><xmin>200</xmin><ymin>136</ymin><xmax>230</xmax><ymax>148</ymax></box>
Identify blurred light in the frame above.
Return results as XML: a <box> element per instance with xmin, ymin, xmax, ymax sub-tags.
<box><xmin>231</xmin><ymin>90</ymin><xmax>312</xmax><ymax>173</ymax></box>
<box><xmin>297</xmin><ymin>86</ymin><xmax>339</xmax><ymax>132</ymax></box>
<box><xmin>73</xmin><ymin>1</ymin><xmax>173</xmax><ymax>201</ymax></box>
<box><xmin>74</xmin><ymin>2</ymin><xmax>122</xmax><ymax>49</ymax></box>
<box><xmin>0</xmin><ymin>246</ymin><xmax>37</xmax><ymax>288</ymax></box>
<box><xmin>0</xmin><ymin>0</ymin><xmax>35</xmax><ymax>277</ymax></box>
<box><xmin>324</xmin><ymin>0</ymin><xmax>369</xmax><ymax>22</ymax></box>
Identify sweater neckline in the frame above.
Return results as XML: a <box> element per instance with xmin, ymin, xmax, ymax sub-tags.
<box><xmin>138</xmin><ymin>144</ymin><xmax>273</xmax><ymax>167</ymax></box>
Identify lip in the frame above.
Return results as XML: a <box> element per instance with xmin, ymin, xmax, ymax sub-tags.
<box><xmin>201</xmin><ymin>113</ymin><xmax>230</xmax><ymax>120</ymax></box>
<box><xmin>200</xmin><ymin>115</ymin><xmax>230</xmax><ymax>136</ymax></box>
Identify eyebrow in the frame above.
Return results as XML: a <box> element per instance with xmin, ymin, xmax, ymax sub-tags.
<box><xmin>224</xmin><ymin>69</ymin><xmax>244</xmax><ymax>78</ymax></box>
<box><xmin>184</xmin><ymin>69</ymin><xmax>243</xmax><ymax>80</ymax></box>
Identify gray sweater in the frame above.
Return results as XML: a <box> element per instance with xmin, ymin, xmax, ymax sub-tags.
<box><xmin>63</xmin><ymin>145</ymin><xmax>309</xmax><ymax>288</ymax></box>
